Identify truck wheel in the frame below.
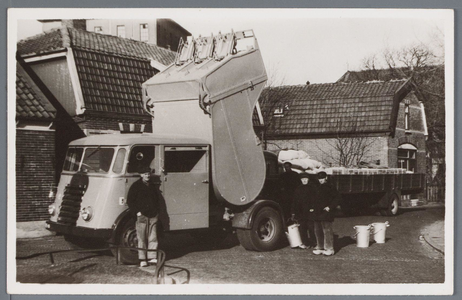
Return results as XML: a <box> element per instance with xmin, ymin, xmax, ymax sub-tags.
<box><xmin>380</xmin><ymin>193</ymin><xmax>399</xmax><ymax>216</ymax></box>
<box><xmin>111</xmin><ymin>218</ymin><xmax>139</xmax><ymax>265</ymax></box>
<box><xmin>236</xmin><ymin>207</ymin><xmax>284</xmax><ymax>251</ymax></box>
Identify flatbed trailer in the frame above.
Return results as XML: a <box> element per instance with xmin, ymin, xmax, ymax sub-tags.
<box><xmin>329</xmin><ymin>173</ymin><xmax>425</xmax><ymax>215</ymax></box>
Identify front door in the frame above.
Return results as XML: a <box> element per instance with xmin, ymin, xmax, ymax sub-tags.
<box><xmin>161</xmin><ymin>146</ymin><xmax>209</xmax><ymax>230</ymax></box>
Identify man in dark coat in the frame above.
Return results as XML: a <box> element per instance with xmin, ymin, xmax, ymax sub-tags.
<box><xmin>291</xmin><ymin>172</ymin><xmax>318</xmax><ymax>249</ymax></box>
<box><xmin>311</xmin><ymin>171</ymin><xmax>341</xmax><ymax>256</ymax></box>
<box><xmin>280</xmin><ymin>162</ymin><xmax>301</xmax><ymax>219</ymax></box>
<box><xmin>127</xmin><ymin>166</ymin><xmax>160</xmax><ymax>267</ymax></box>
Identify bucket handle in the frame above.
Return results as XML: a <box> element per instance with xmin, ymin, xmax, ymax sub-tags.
<box><xmin>352</xmin><ymin>225</ymin><xmax>371</xmax><ymax>238</ymax></box>
<box><xmin>369</xmin><ymin>222</ymin><xmax>390</xmax><ymax>234</ymax></box>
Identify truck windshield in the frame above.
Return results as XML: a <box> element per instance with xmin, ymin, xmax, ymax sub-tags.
<box><xmin>81</xmin><ymin>147</ymin><xmax>115</xmax><ymax>174</ymax></box>
<box><xmin>63</xmin><ymin>147</ymin><xmax>115</xmax><ymax>174</ymax></box>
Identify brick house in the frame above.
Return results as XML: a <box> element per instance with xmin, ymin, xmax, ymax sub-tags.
<box><xmin>259</xmin><ymin>80</ymin><xmax>428</xmax><ymax>199</ymax></box>
<box><xmin>337</xmin><ymin>68</ymin><xmax>444</xmax><ymax>202</ymax></box>
<box><xmin>16</xmin><ymin>64</ymin><xmax>58</xmax><ymax>222</ymax></box>
<box><xmin>16</xmin><ymin>26</ymin><xmax>176</xmax><ymax>221</ymax></box>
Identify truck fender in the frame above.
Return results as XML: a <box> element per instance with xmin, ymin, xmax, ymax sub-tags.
<box><xmin>108</xmin><ymin>208</ymin><xmax>133</xmax><ymax>243</ymax></box>
<box><xmin>232</xmin><ymin>200</ymin><xmax>285</xmax><ymax>230</ymax></box>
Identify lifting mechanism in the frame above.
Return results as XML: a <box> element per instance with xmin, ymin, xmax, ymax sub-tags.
<box><xmin>142</xmin><ymin>29</ymin><xmax>268</xmax><ymax>206</ymax></box>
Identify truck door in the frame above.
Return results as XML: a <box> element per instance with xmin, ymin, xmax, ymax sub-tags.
<box><xmin>162</xmin><ymin>146</ymin><xmax>209</xmax><ymax>230</ymax></box>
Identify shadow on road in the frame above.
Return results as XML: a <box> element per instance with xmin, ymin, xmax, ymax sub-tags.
<box><xmin>159</xmin><ymin>230</ymin><xmax>240</xmax><ymax>261</ymax></box>
<box><xmin>334</xmin><ymin>234</ymin><xmax>357</xmax><ymax>253</ymax></box>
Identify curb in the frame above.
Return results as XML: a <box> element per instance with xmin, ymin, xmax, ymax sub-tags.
<box><xmin>421</xmin><ymin>220</ymin><xmax>444</xmax><ymax>254</ymax></box>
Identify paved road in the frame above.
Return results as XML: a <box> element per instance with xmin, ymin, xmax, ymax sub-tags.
<box><xmin>16</xmin><ymin>206</ymin><xmax>444</xmax><ymax>284</ymax></box>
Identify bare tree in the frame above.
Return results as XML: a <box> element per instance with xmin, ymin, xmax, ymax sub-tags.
<box><xmin>358</xmin><ymin>33</ymin><xmax>446</xmax><ymax>190</ymax></box>
<box><xmin>314</xmin><ymin>120</ymin><xmax>378</xmax><ymax>168</ymax></box>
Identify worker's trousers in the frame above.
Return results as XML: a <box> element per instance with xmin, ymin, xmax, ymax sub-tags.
<box><xmin>136</xmin><ymin>214</ymin><xmax>158</xmax><ymax>260</ymax></box>
<box><xmin>313</xmin><ymin>220</ymin><xmax>334</xmax><ymax>251</ymax></box>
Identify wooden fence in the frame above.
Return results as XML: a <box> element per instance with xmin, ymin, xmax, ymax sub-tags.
<box><xmin>426</xmin><ymin>185</ymin><xmax>445</xmax><ymax>203</ymax></box>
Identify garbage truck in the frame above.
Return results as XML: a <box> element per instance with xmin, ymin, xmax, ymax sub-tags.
<box><xmin>46</xmin><ymin>30</ymin><xmax>287</xmax><ymax>262</ymax></box>
<box><xmin>45</xmin><ymin>29</ymin><xmax>425</xmax><ymax>262</ymax></box>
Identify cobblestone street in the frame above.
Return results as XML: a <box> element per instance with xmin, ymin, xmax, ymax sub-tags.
<box><xmin>16</xmin><ymin>206</ymin><xmax>445</xmax><ymax>285</ymax></box>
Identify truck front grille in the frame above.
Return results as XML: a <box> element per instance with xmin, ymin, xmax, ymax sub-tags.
<box><xmin>57</xmin><ymin>185</ymin><xmax>86</xmax><ymax>225</ymax></box>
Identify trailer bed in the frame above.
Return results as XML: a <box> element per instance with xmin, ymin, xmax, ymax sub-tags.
<box><xmin>329</xmin><ymin>173</ymin><xmax>425</xmax><ymax>195</ymax></box>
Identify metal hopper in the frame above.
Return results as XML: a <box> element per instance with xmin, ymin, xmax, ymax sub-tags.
<box><xmin>142</xmin><ymin>30</ymin><xmax>268</xmax><ymax>206</ymax></box>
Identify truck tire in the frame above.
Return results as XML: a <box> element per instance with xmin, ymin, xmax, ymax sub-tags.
<box><xmin>111</xmin><ymin>218</ymin><xmax>139</xmax><ymax>265</ymax></box>
<box><xmin>236</xmin><ymin>207</ymin><xmax>284</xmax><ymax>251</ymax></box>
<box><xmin>380</xmin><ymin>193</ymin><xmax>400</xmax><ymax>216</ymax></box>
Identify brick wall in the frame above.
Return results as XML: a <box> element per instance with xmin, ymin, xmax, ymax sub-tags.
<box><xmin>16</xmin><ymin>129</ymin><xmax>56</xmax><ymax>222</ymax></box>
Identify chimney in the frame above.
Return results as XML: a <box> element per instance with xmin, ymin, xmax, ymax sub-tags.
<box><xmin>61</xmin><ymin>19</ymin><xmax>87</xmax><ymax>30</ymax></box>
<box><xmin>62</xmin><ymin>19</ymin><xmax>75</xmax><ymax>28</ymax></box>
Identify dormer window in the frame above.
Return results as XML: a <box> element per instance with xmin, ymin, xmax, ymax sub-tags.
<box><xmin>273</xmin><ymin>107</ymin><xmax>284</xmax><ymax>117</ymax></box>
<box><xmin>273</xmin><ymin>104</ymin><xmax>289</xmax><ymax>118</ymax></box>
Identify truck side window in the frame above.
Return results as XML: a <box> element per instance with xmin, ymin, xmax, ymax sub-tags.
<box><xmin>128</xmin><ymin>146</ymin><xmax>155</xmax><ymax>173</ymax></box>
<box><xmin>165</xmin><ymin>150</ymin><xmax>207</xmax><ymax>173</ymax></box>
<box><xmin>63</xmin><ymin>148</ymin><xmax>84</xmax><ymax>171</ymax></box>
<box><xmin>112</xmin><ymin>148</ymin><xmax>126</xmax><ymax>174</ymax></box>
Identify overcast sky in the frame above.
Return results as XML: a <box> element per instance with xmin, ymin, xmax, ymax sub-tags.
<box><xmin>14</xmin><ymin>9</ymin><xmax>449</xmax><ymax>85</ymax></box>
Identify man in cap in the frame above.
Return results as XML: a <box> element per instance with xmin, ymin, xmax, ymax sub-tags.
<box><xmin>311</xmin><ymin>171</ymin><xmax>341</xmax><ymax>256</ymax></box>
<box><xmin>127</xmin><ymin>166</ymin><xmax>160</xmax><ymax>267</ymax></box>
<box><xmin>291</xmin><ymin>172</ymin><xmax>318</xmax><ymax>249</ymax></box>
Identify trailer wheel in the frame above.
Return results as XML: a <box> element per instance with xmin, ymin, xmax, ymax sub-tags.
<box><xmin>380</xmin><ymin>193</ymin><xmax>400</xmax><ymax>216</ymax></box>
<box><xmin>111</xmin><ymin>218</ymin><xmax>139</xmax><ymax>265</ymax></box>
<box><xmin>236</xmin><ymin>207</ymin><xmax>284</xmax><ymax>251</ymax></box>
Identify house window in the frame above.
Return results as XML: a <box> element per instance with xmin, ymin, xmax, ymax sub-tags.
<box><xmin>404</xmin><ymin>100</ymin><xmax>410</xmax><ymax>130</ymax></box>
<box><xmin>94</xmin><ymin>26</ymin><xmax>103</xmax><ymax>34</ymax></box>
<box><xmin>140</xmin><ymin>24</ymin><xmax>149</xmax><ymax>42</ymax></box>
<box><xmin>398</xmin><ymin>144</ymin><xmax>417</xmax><ymax>172</ymax></box>
<box><xmin>117</xmin><ymin>25</ymin><xmax>126</xmax><ymax>38</ymax></box>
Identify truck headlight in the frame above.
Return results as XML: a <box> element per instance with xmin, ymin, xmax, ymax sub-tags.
<box><xmin>48</xmin><ymin>204</ymin><xmax>56</xmax><ymax>216</ymax></box>
<box><xmin>80</xmin><ymin>206</ymin><xmax>93</xmax><ymax>221</ymax></box>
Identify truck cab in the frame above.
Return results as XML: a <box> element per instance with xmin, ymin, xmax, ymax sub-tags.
<box><xmin>47</xmin><ymin>133</ymin><xmax>286</xmax><ymax>262</ymax></box>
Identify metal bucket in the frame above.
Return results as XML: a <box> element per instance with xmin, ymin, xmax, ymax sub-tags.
<box><xmin>286</xmin><ymin>223</ymin><xmax>303</xmax><ymax>248</ymax></box>
<box><xmin>353</xmin><ymin>225</ymin><xmax>371</xmax><ymax>248</ymax></box>
<box><xmin>371</xmin><ymin>221</ymin><xmax>390</xmax><ymax>244</ymax></box>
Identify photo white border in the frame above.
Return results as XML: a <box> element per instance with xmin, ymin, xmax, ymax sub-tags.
<box><xmin>7</xmin><ymin>7</ymin><xmax>455</xmax><ymax>295</ymax></box>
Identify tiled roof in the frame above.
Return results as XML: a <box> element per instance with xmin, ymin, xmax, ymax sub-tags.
<box><xmin>16</xmin><ymin>68</ymin><xmax>56</xmax><ymax>120</ymax></box>
<box><xmin>18</xmin><ymin>27</ymin><xmax>176</xmax><ymax>66</ymax></box>
<box><xmin>17</xmin><ymin>29</ymin><xmax>66</xmax><ymax>56</ymax></box>
<box><xmin>73</xmin><ymin>50</ymin><xmax>155</xmax><ymax>114</ymax></box>
<box><xmin>260</xmin><ymin>80</ymin><xmax>410</xmax><ymax>137</ymax></box>
<box><xmin>18</xmin><ymin>27</ymin><xmax>177</xmax><ymax>115</ymax></box>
